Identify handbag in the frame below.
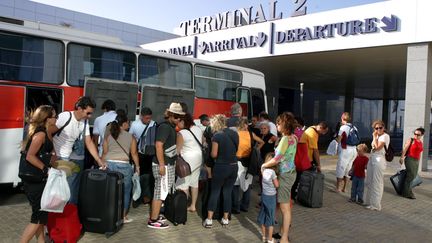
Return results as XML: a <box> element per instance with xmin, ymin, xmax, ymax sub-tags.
<box><xmin>18</xmin><ymin>131</ymin><xmax>52</xmax><ymax>183</ymax></box>
<box><xmin>72</xmin><ymin>120</ymin><xmax>87</xmax><ymax>156</ymax></box>
<box><xmin>175</xmin><ymin>155</ymin><xmax>191</xmax><ymax>178</ymax></box>
<box><xmin>384</xmin><ymin>143</ymin><xmax>395</xmax><ymax>162</ymax></box>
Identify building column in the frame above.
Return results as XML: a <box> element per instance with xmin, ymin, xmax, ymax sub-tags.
<box><xmin>403</xmin><ymin>43</ymin><xmax>432</xmax><ymax>172</ymax></box>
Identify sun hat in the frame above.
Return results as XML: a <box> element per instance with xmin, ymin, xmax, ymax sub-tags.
<box><xmin>56</xmin><ymin>160</ymin><xmax>80</xmax><ymax>177</ymax></box>
<box><xmin>167</xmin><ymin>102</ymin><xmax>186</xmax><ymax>115</ymax></box>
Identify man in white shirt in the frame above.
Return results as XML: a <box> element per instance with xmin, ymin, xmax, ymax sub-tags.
<box><xmin>129</xmin><ymin>107</ymin><xmax>156</xmax><ymax>207</ymax></box>
<box><xmin>51</xmin><ymin>96</ymin><xmax>103</xmax><ymax>204</ymax></box>
<box><xmin>335</xmin><ymin>112</ymin><xmax>358</xmax><ymax>193</ymax></box>
<box><xmin>259</xmin><ymin>111</ymin><xmax>277</xmax><ymax>137</ymax></box>
<box><xmin>92</xmin><ymin>99</ymin><xmax>117</xmax><ymax>155</ymax></box>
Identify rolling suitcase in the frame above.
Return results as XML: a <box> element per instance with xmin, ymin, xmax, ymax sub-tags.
<box><xmin>164</xmin><ymin>189</ymin><xmax>187</xmax><ymax>225</ymax></box>
<box><xmin>297</xmin><ymin>170</ymin><xmax>324</xmax><ymax>208</ymax></box>
<box><xmin>390</xmin><ymin>169</ymin><xmax>423</xmax><ymax>195</ymax></box>
<box><xmin>78</xmin><ymin>169</ymin><xmax>124</xmax><ymax>237</ymax></box>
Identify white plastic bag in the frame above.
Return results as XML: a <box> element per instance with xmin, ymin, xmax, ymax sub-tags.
<box><xmin>326</xmin><ymin>139</ymin><xmax>338</xmax><ymax>156</ymax></box>
<box><xmin>132</xmin><ymin>173</ymin><xmax>141</xmax><ymax>201</ymax></box>
<box><xmin>160</xmin><ymin>166</ymin><xmax>169</xmax><ymax>200</ymax></box>
<box><xmin>40</xmin><ymin>168</ymin><xmax>70</xmax><ymax>213</ymax></box>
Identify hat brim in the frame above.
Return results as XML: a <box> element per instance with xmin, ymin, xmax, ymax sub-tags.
<box><xmin>167</xmin><ymin>109</ymin><xmax>186</xmax><ymax>115</ymax></box>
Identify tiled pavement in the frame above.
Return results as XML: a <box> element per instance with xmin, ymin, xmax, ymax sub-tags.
<box><xmin>1</xmin><ymin>156</ymin><xmax>431</xmax><ymax>243</ymax></box>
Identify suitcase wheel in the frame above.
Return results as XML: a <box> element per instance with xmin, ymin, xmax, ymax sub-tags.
<box><xmin>173</xmin><ymin>222</ymin><xmax>178</xmax><ymax>226</ymax></box>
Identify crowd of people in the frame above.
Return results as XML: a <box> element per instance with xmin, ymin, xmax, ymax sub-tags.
<box><xmin>18</xmin><ymin>97</ymin><xmax>425</xmax><ymax>243</ymax></box>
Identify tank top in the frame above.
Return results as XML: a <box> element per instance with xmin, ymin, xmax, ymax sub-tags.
<box><xmin>105</xmin><ymin>131</ymin><xmax>133</xmax><ymax>161</ymax></box>
<box><xmin>408</xmin><ymin>139</ymin><xmax>423</xmax><ymax>160</ymax></box>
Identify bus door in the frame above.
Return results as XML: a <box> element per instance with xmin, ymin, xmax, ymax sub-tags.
<box><xmin>26</xmin><ymin>86</ymin><xmax>63</xmax><ymax>115</ymax></box>
<box><xmin>141</xmin><ymin>85</ymin><xmax>195</xmax><ymax>123</ymax></box>
<box><xmin>0</xmin><ymin>85</ymin><xmax>25</xmax><ymax>186</ymax></box>
<box><xmin>84</xmin><ymin>78</ymin><xmax>138</xmax><ymax>125</ymax></box>
<box><xmin>236</xmin><ymin>86</ymin><xmax>253</xmax><ymax>120</ymax></box>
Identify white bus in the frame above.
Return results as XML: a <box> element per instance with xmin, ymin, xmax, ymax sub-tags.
<box><xmin>0</xmin><ymin>17</ymin><xmax>267</xmax><ymax>187</ymax></box>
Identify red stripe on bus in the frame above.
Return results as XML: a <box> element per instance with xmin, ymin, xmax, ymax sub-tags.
<box><xmin>0</xmin><ymin>86</ymin><xmax>25</xmax><ymax>129</ymax></box>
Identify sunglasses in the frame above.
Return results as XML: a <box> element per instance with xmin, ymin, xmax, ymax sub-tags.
<box><xmin>374</xmin><ymin>127</ymin><xmax>383</xmax><ymax>130</ymax></box>
<box><xmin>86</xmin><ymin>112</ymin><xmax>93</xmax><ymax>116</ymax></box>
<box><xmin>50</xmin><ymin>115</ymin><xmax>58</xmax><ymax>119</ymax></box>
<box><xmin>173</xmin><ymin>114</ymin><xmax>182</xmax><ymax>120</ymax></box>
<box><xmin>414</xmin><ymin>133</ymin><xmax>422</xmax><ymax>136</ymax></box>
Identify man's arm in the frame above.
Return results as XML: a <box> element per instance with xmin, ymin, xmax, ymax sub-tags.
<box><xmin>155</xmin><ymin>141</ymin><xmax>166</xmax><ymax>176</ymax></box>
<box><xmin>85</xmin><ymin>135</ymin><xmax>102</xmax><ymax>166</ymax></box>
<box><xmin>313</xmin><ymin>148</ymin><xmax>321</xmax><ymax>172</ymax></box>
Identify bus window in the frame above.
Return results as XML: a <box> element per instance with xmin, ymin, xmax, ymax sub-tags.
<box><xmin>195</xmin><ymin>65</ymin><xmax>241</xmax><ymax>101</ymax></box>
<box><xmin>138</xmin><ymin>54</ymin><xmax>192</xmax><ymax>88</ymax></box>
<box><xmin>236</xmin><ymin>87</ymin><xmax>252</xmax><ymax>119</ymax></box>
<box><xmin>67</xmin><ymin>43</ymin><xmax>136</xmax><ymax>86</ymax></box>
<box><xmin>251</xmin><ymin>88</ymin><xmax>265</xmax><ymax>115</ymax></box>
<box><xmin>0</xmin><ymin>31</ymin><xmax>64</xmax><ymax>84</ymax></box>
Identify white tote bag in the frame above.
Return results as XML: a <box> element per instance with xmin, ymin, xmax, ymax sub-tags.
<box><xmin>326</xmin><ymin>139</ymin><xmax>338</xmax><ymax>156</ymax></box>
<box><xmin>132</xmin><ymin>173</ymin><xmax>142</xmax><ymax>201</ymax></box>
<box><xmin>40</xmin><ymin>168</ymin><xmax>70</xmax><ymax>213</ymax></box>
<box><xmin>160</xmin><ymin>166</ymin><xmax>169</xmax><ymax>200</ymax></box>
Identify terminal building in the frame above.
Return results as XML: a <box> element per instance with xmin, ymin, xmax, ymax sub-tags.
<box><xmin>1</xmin><ymin>0</ymin><xmax>431</xmax><ymax>171</ymax></box>
<box><xmin>142</xmin><ymin>0</ymin><xmax>432</xmax><ymax>171</ymax></box>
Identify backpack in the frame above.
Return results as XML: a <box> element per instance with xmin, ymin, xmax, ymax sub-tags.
<box><xmin>384</xmin><ymin>142</ymin><xmax>395</xmax><ymax>162</ymax></box>
<box><xmin>138</xmin><ymin>122</ymin><xmax>157</xmax><ymax>156</ymax></box>
<box><xmin>346</xmin><ymin>124</ymin><xmax>360</xmax><ymax>146</ymax></box>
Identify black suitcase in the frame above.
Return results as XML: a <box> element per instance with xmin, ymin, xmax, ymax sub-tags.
<box><xmin>164</xmin><ymin>190</ymin><xmax>187</xmax><ymax>225</ymax></box>
<box><xmin>390</xmin><ymin>170</ymin><xmax>423</xmax><ymax>195</ymax></box>
<box><xmin>79</xmin><ymin>169</ymin><xmax>124</xmax><ymax>237</ymax></box>
<box><xmin>297</xmin><ymin>170</ymin><xmax>324</xmax><ymax>208</ymax></box>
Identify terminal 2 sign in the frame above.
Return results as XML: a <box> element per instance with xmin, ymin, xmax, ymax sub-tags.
<box><xmin>178</xmin><ymin>0</ymin><xmax>308</xmax><ymax>36</ymax></box>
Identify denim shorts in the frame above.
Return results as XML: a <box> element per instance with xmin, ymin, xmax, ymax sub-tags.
<box><xmin>257</xmin><ymin>194</ymin><xmax>276</xmax><ymax>227</ymax></box>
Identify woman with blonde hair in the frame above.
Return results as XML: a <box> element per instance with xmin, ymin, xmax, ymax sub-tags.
<box><xmin>19</xmin><ymin>105</ymin><xmax>57</xmax><ymax>243</ymax></box>
<box><xmin>364</xmin><ymin>120</ymin><xmax>390</xmax><ymax>211</ymax></box>
<box><xmin>203</xmin><ymin>114</ymin><xmax>239</xmax><ymax>228</ymax></box>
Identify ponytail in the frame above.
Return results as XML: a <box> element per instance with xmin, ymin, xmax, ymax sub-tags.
<box><xmin>110</xmin><ymin>113</ymin><xmax>128</xmax><ymax>140</ymax></box>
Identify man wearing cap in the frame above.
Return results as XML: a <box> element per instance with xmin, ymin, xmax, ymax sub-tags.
<box><xmin>147</xmin><ymin>103</ymin><xmax>184</xmax><ymax>229</ymax></box>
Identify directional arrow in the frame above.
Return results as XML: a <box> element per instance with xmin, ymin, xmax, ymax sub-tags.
<box><xmin>381</xmin><ymin>15</ymin><xmax>398</xmax><ymax>32</ymax></box>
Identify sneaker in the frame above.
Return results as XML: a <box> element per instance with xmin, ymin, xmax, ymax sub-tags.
<box><xmin>157</xmin><ymin>215</ymin><xmax>167</xmax><ymax>222</ymax></box>
<box><xmin>147</xmin><ymin>219</ymin><xmax>169</xmax><ymax>229</ymax></box>
<box><xmin>348</xmin><ymin>198</ymin><xmax>356</xmax><ymax>203</ymax></box>
<box><xmin>357</xmin><ymin>199</ymin><xmax>364</xmax><ymax>205</ymax></box>
<box><xmin>221</xmin><ymin>218</ymin><xmax>229</xmax><ymax>226</ymax></box>
<box><xmin>203</xmin><ymin>218</ymin><xmax>212</xmax><ymax>228</ymax></box>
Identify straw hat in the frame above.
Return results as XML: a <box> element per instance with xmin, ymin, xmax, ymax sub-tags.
<box><xmin>167</xmin><ymin>103</ymin><xmax>186</xmax><ymax>115</ymax></box>
<box><xmin>56</xmin><ymin>160</ymin><xmax>80</xmax><ymax>177</ymax></box>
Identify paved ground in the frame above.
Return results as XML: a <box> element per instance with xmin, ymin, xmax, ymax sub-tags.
<box><xmin>1</xmin><ymin>156</ymin><xmax>431</xmax><ymax>243</ymax></box>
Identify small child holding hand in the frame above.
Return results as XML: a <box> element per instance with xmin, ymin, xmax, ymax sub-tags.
<box><xmin>258</xmin><ymin>153</ymin><xmax>279</xmax><ymax>243</ymax></box>
<box><xmin>349</xmin><ymin>143</ymin><xmax>369</xmax><ymax>204</ymax></box>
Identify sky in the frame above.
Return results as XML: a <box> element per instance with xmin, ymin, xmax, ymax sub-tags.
<box><xmin>30</xmin><ymin>0</ymin><xmax>386</xmax><ymax>34</ymax></box>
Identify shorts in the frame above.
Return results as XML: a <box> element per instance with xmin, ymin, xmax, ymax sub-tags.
<box><xmin>277</xmin><ymin>171</ymin><xmax>296</xmax><ymax>203</ymax></box>
<box><xmin>257</xmin><ymin>194</ymin><xmax>277</xmax><ymax>227</ymax></box>
<box><xmin>23</xmin><ymin>181</ymin><xmax>48</xmax><ymax>224</ymax></box>
<box><xmin>152</xmin><ymin>164</ymin><xmax>175</xmax><ymax>200</ymax></box>
<box><xmin>176</xmin><ymin>166</ymin><xmax>200</xmax><ymax>190</ymax></box>
<box><xmin>336</xmin><ymin>147</ymin><xmax>357</xmax><ymax>178</ymax></box>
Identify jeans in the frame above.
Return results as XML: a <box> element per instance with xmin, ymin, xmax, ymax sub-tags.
<box><xmin>351</xmin><ymin>176</ymin><xmax>365</xmax><ymax>201</ymax></box>
<box><xmin>207</xmin><ymin>163</ymin><xmax>238</xmax><ymax>214</ymax></box>
<box><xmin>107</xmin><ymin>161</ymin><xmax>133</xmax><ymax>210</ymax></box>
<box><xmin>64</xmin><ymin>158</ymin><xmax>84</xmax><ymax>205</ymax></box>
<box><xmin>232</xmin><ymin>185</ymin><xmax>251</xmax><ymax>212</ymax></box>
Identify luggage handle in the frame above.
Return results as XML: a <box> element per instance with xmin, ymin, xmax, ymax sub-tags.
<box><xmin>88</xmin><ymin>171</ymin><xmax>107</xmax><ymax>180</ymax></box>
